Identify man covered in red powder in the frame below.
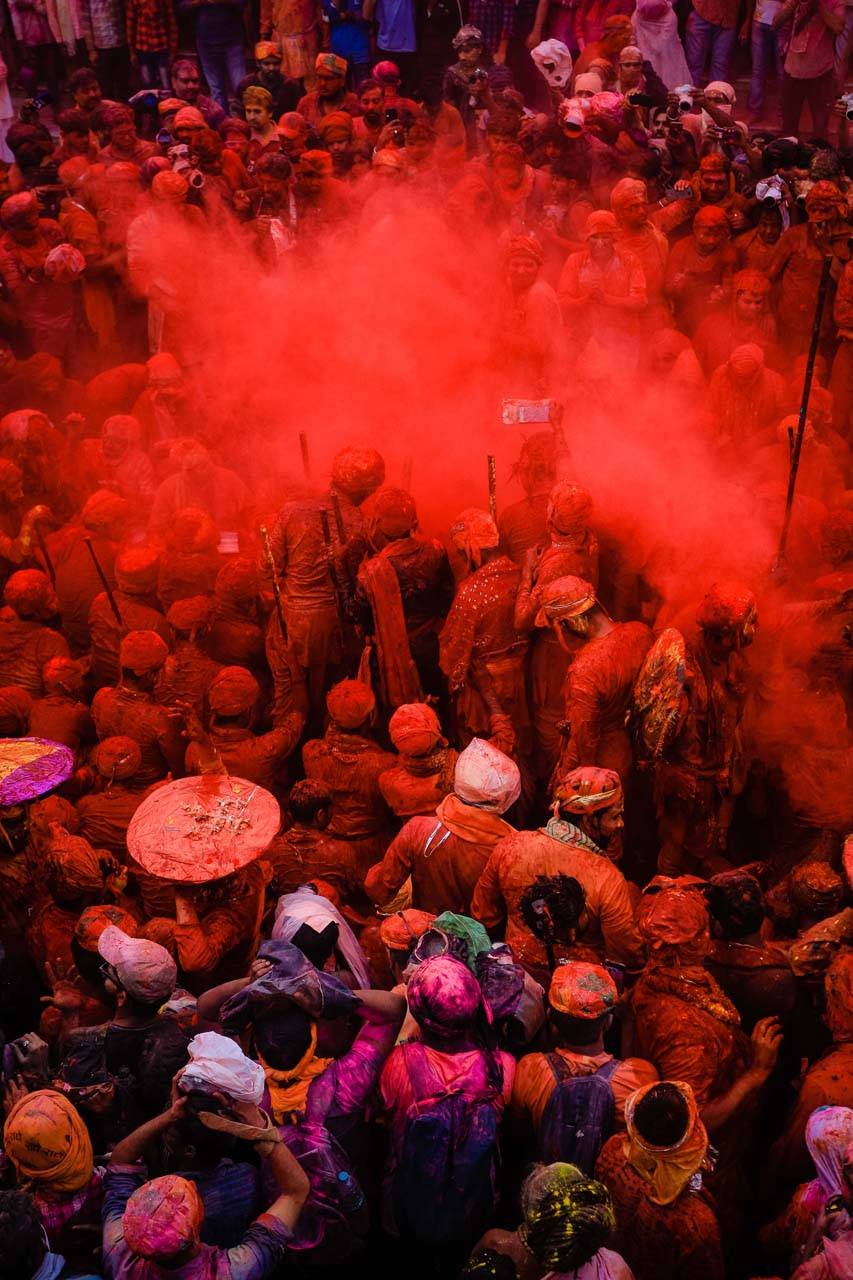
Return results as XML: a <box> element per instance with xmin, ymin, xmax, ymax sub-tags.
<box><xmin>366</xmin><ymin>737</ymin><xmax>521</xmax><ymax>916</ymax></box>
<box><xmin>498</xmin><ymin>431</ymin><xmax>561</xmax><ymax>567</ymax></box>
<box><xmin>693</xmin><ymin>268</ymin><xmax>780</xmax><ymax>377</ymax></box>
<box><xmin>88</xmin><ymin>545</ymin><xmax>170</xmax><ymax>689</ymax></box>
<box><xmin>28</xmin><ymin>656</ymin><xmax>95</xmax><ymax>758</ymax></box>
<box><xmin>0</xmin><ymin>193</ymin><xmax>78</xmax><ymax>365</ymax></box>
<box><xmin>0</xmin><ymin>569</ymin><xmax>69</xmax><ymax>695</ymax></box>
<box><xmin>48</xmin><ymin>489</ymin><xmax>130</xmax><ymax>657</ymax></box>
<box><xmin>493</xmin><ymin>235</ymin><xmax>565</xmax><ymax>396</ymax></box>
<box><xmin>635</xmin><ymin>582</ymin><xmax>758</xmax><ymax>877</ymax></box>
<box><xmin>440</xmin><ymin>508</ymin><xmax>527</xmax><ymax>758</ymax></box>
<box><xmin>769</xmin><ymin>181</ymin><xmax>851</xmax><ymax>356</ymax></box>
<box><xmin>665</xmin><ymin>205</ymin><xmax>736</xmax><ymax>337</ymax></box>
<box><xmin>92</xmin><ymin>630</ymin><xmax>186</xmax><ymax>787</ymax></box>
<box><xmin>302</xmin><ymin>678</ymin><xmax>394</xmax><ymax>875</ymax></box>
<box><xmin>379</xmin><ymin>702</ymin><xmax>458</xmax><ymax>820</ymax></box>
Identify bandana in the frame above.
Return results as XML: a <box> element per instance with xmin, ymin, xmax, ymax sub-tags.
<box><xmin>534</xmin><ymin>575</ymin><xmax>596</xmax><ymax>628</ymax></box>
<box><xmin>542</xmin><ymin>815</ymin><xmax>604</xmax><ymax>856</ymax></box>
<box><xmin>624</xmin><ymin>1081</ymin><xmax>708</xmax><ymax>1205</ymax></box>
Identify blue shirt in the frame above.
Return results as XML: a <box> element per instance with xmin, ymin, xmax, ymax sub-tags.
<box><xmin>322</xmin><ymin>0</ymin><xmax>371</xmax><ymax>63</ymax></box>
<box><xmin>375</xmin><ymin>0</ymin><xmax>416</xmax><ymax>51</ymax></box>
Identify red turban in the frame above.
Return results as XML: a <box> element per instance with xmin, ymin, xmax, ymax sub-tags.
<box><xmin>208</xmin><ymin>665</ymin><xmax>259</xmax><ymax>715</ymax></box>
<box><xmin>505</xmin><ymin>234</ymin><xmax>544</xmax><ymax>265</ymax></box>
<box><xmin>363</xmin><ymin>487</ymin><xmax>417</xmax><ymax>540</ymax></box>
<box><xmin>215</xmin><ymin>558</ymin><xmax>258</xmax><ymax>604</ymax></box>
<box><xmin>165</xmin><ymin>507</ymin><xmax>218</xmax><ymax>554</ymax></box>
<box><xmin>151</xmin><ymin>170</ymin><xmax>189</xmax><ymax>204</ymax></box>
<box><xmin>554</xmin><ymin>766</ymin><xmax>622</xmax><ymax>813</ymax></box>
<box><xmin>379</xmin><ymin>909</ymin><xmax>437</xmax><ymax>951</ymax></box>
<box><xmin>4</xmin><ymin>569</ymin><xmax>56</xmax><ymax>619</ymax></box>
<box><xmin>331</xmin><ymin>446</ymin><xmax>385</xmax><ymax>498</ymax></box>
<box><xmin>826</xmin><ymin>950</ymin><xmax>853</xmax><ymax>1044</ymax></box>
<box><xmin>317</xmin><ymin>111</ymin><xmax>354</xmax><ymax>143</ymax></box>
<box><xmin>298</xmin><ymin>149</ymin><xmax>334</xmax><ymax>179</ymax></box>
<box><xmin>173</xmin><ymin>106</ymin><xmax>205</xmax><ymax>129</ymax></box>
<box><xmin>610</xmin><ymin>177</ymin><xmax>646</xmax><ymax>215</ymax></box>
<box><xmin>389</xmin><ymin>702</ymin><xmax>442</xmax><ymax>755</ymax></box>
<box><xmin>695</xmin><ymin>581</ymin><xmax>756</xmax><ymax>632</ymax></box>
<box><xmin>373</xmin><ymin>59</ymin><xmax>401</xmax><ymax>83</ymax></box>
<box><xmin>585</xmin><ymin>210</ymin><xmax>618</xmax><ymax>238</ymax></box>
<box><xmin>549</xmin><ymin>960</ymin><xmax>617</xmax><ymax>1017</ymax></box>
<box><xmin>547</xmin><ymin>480</ymin><xmax>593</xmax><ymax>536</ymax></box>
<box><xmin>115</xmin><ymin>546</ymin><xmax>160</xmax><ymax>594</ymax></box>
<box><xmin>167</xmin><ymin>595</ymin><xmax>214</xmax><ymax>632</ymax></box>
<box><xmin>82</xmin><ymin>489</ymin><xmax>131</xmax><ymax>533</ymax></box>
<box><xmin>46</xmin><ymin>826</ymin><xmax>104</xmax><ymax>897</ymax></box>
<box><xmin>449</xmin><ymin>508</ymin><xmax>499</xmax><ymax>568</ymax></box>
<box><xmin>93</xmin><ymin>736</ymin><xmax>143</xmax><ymax>780</ymax></box>
<box><xmin>638</xmin><ymin>886</ymin><xmax>710</xmax><ymax>966</ymax></box>
<box><xmin>326</xmin><ymin>678</ymin><xmax>375</xmax><ymax>729</ymax></box>
<box><xmin>122</xmin><ymin>1175</ymin><xmax>205</xmax><ymax>1261</ymax></box>
<box><xmin>790</xmin><ymin>861</ymin><xmax>843</xmax><ymax>916</ymax></box>
<box><xmin>120</xmin><ymin>630</ymin><xmax>169</xmax><ymax>675</ymax></box>
<box><xmin>534</xmin><ymin>575</ymin><xmax>595</xmax><ymax>628</ymax></box>
<box><xmin>75</xmin><ymin>904</ymin><xmax>138</xmax><ymax>953</ymax></box>
<box><xmin>727</xmin><ymin>343</ymin><xmax>764</xmax><ymax>376</ymax></box>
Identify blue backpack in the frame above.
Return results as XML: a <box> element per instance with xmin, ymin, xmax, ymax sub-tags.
<box><xmin>536</xmin><ymin>1054</ymin><xmax>619</xmax><ymax>1173</ymax></box>
<box><xmin>392</xmin><ymin>1042</ymin><xmax>503</xmax><ymax>1245</ymax></box>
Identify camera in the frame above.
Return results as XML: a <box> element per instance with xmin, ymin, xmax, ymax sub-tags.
<box><xmin>627</xmin><ymin>91</ymin><xmax>656</xmax><ymax>108</ymax></box>
<box><xmin>673</xmin><ymin>83</ymin><xmax>695</xmax><ymax>112</ymax></box>
<box><xmin>471</xmin><ymin>68</ymin><xmax>488</xmax><ymax>82</ymax></box>
<box><xmin>841</xmin><ymin>92</ymin><xmax>853</xmax><ymax>120</ymax></box>
<box><xmin>168</xmin><ymin>143</ymin><xmax>205</xmax><ymax>189</ymax></box>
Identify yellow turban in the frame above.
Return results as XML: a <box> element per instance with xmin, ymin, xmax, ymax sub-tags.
<box><xmin>4</xmin><ymin>1089</ymin><xmax>94</xmax><ymax>1193</ymax></box>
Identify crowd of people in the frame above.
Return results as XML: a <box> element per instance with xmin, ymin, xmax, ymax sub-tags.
<box><xmin>0</xmin><ymin>4</ymin><xmax>850</xmax><ymax>1280</ymax></box>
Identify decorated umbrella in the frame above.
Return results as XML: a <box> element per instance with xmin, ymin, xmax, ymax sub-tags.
<box><xmin>0</xmin><ymin>737</ymin><xmax>74</xmax><ymax>806</ymax></box>
<box><xmin>127</xmin><ymin>775</ymin><xmax>281</xmax><ymax>883</ymax></box>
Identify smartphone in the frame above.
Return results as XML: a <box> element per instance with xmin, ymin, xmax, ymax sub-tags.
<box><xmin>384</xmin><ymin>107</ymin><xmax>398</xmax><ymax>123</ymax></box>
<box><xmin>502</xmin><ymin>398</ymin><xmax>556</xmax><ymax>425</ymax></box>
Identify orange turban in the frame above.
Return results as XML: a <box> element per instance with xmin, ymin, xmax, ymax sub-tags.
<box><xmin>151</xmin><ymin>170</ymin><xmax>189</xmax><ymax>204</ymax></box>
<box><xmin>379</xmin><ymin>909</ymin><xmax>437</xmax><ymax>951</ymax></box>
<box><xmin>316</xmin><ymin>52</ymin><xmax>347</xmax><ymax>76</ymax></box>
<box><xmin>554</xmin><ymin>767</ymin><xmax>622</xmax><ymax>814</ymax></box>
<box><xmin>549</xmin><ymin>960</ymin><xmax>617</xmax><ymax>1017</ymax></box>
<box><xmin>4</xmin><ymin>1090</ymin><xmax>94</xmax><ymax>1193</ymax></box>
<box><xmin>299</xmin><ymin>149</ymin><xmax>333</xmax><ymax>178</ymax></box>
<box><xmin>75</xmin><ymin>903</ymin><xmax>139</xmax><ymax>953</ymax></box>
<box><xmin>638</xmin><ymin>887</ymin><xmax>710</xmax><ymax>967</ymax></box>
<box><xmin>255</xmin><ymin>40</ymin><xmax>279</xmax><ymax>60</ymax></box>
<box><xmin>318</xmin><ymin>111</ymin><xmax>354</xmax><ymax>144</ymax></box>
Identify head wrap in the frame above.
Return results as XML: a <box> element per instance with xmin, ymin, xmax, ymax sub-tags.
<box><xmin>363</xmin><ymin>487</ymin><xmax>417</xmax><ymax>539</ymax></box>
<box><xmin>407</xmin><ymin>954</ymin><xmax>486</xmax><ymax>1036</ymax></box>
<box><xmin>326</xmin><ymin>678</ymin><xmax>375</xmax><ymax>729</ymax></box>
<box><xmin>93</xmin><ymin>735</ymin><xmax>143</xmax><ymax>781</ymax></box>
<box><xmin>610</xmin><ymin>176</ymin><xmax>646</xmax><ymax>215</ymax></box>
<box><xmin>520</xmin><ymin>1163</ymin><xmax>616</xmax><ymax>1272</ymax></box>
<box><xmin>695</xmin><ymin>581</ymin><xmax>756</xmax><ymax>632</ymax></box>
<box><xmin>454</xmin><ymin>738</ymin><xmax>521</xmax><ymax>813</ymax></box>
<box><xmin>806</xmin><ymin>1107</ymin><xmax>853</xmax><ymax>1198</ymax></box>
<box><xmin>826</xmin><ymin>951</ymin><xmax>853</xmax><ymax>1044</ymax></box>
<box><xmin>215</xmin><ymin>557</ymin><xmax>258</xmax><ymax>605</ymax></box>
<box><xmin>317</xmin><ymin>111</ymin><xmax>354</xmax><ymax>144</ymax></box>
<box><xmin>98</xmin><ymin>925</ymin><xmax>177</xmax><ymax>1002</ymax></box>
<box><xmin>316</xmin><ymin>52</ymin><xmax>347</xmax><ymax>76</ymax></box>
<box><xmin>242</xmin><ymin>85</ymin><xmax>273</xmax><ymax>111</ymax></box>
<box><xmin>574</xmin><ymin>72</ymin><xmax>604</xmax><ymax>95</ymax></box>
<box><xmin>380</xmin><ymin>909</ymin><xmax>437</xmax><ymax>951</ymax></box>
<box><xmin>449</xmin><ymin>508</ymin><xmax>499</xmax><ymax>568</ymax></box>
<box><xmin>74</xmin><ymin>903</ymin><xmax>138</xmax><ymax>953</ymax></box>
<box><xmin>173</xmin><ymin>105</ymin><xmax>205</xmax><ymax>129</ymax></box>
<box><xmin>372</xmin><ymin>147</ymin><xmax>404</xmax><ymax>172</ymax></box>
<box><xmin>548</xmin><ymin>481</ymin><xmax>593</xmax><ymax>535</ymax></box>
<box><xmin>167</xmin><ymin>595</ymin><xmax>214</xmax><ymax>633</ymax></box>
<box><xmin>272</xmin><ymin>884</ymin><xmax>372</xmax><ymax>988</ymax></box>
<box><xmin>638</xmin><ymin>886</ymin><xmax>711</xmax><ymax>967</ymax></box>
<box><xmin>3</xmin><ymin>1091</ymin><xmax>94</xmax><ymax>1194</ymax></box>
<box><xmin>331</xmin><ymin>446</ymin><xmax>385</xmax><ymax>497</ymax></box>
<box><xmin>589</xmin><ymin>91</ymin><xmax>626</xmax><ymax>123</ymax></box>
<box><xmin>0</xmin><ymin>192</ymin><xmax>39</xmax><ymax>229</ymax></box>
<box><xmin>278</xmin><ymin>111</ymin><xmax>308</xmax><ymax>138</ymax></box>
<box><xmin>604</xmin><ymin>12</ymin><xmax>632</xmax><ymax>29</ymax></box>
<box><xmin>389</xmin><ymin>702</ymin><xmax>442</xmax><ymax>756</ymax></box>
<box><xmin>728</xmin><ymin>343</ymin><xmax>764</xmax><ymax>377</ymax></box>
<box><xmin>585</xmin><ymin>210</ymin><xmax>618</xmax><ymax>238</ymax></box>
<box><xmin>558</xmin><ymin>97</ymin><xmax>587</xmax><ymax>130</ymax></box>
<box><xmin>505</xmin><ymin>234</ymin><xmax>544</xmax><ymax>265</ymax></box>
<box><xmin>151</xmin><ymin>170</ymin><xmax>189</xmax><ymax>205</ymax></box>
<box><xmin>791</xmin><ymin>862</ymin><xmax>843</xmax><ymax>917</ymax></box>
<box><xmin>81</xmin><ymin>488</ymin><xmax>130</xmax><ymax>533</ymax></box>
<box><xmin>708</xmin><ymin>870</ymin><xmax>764</xmax><ymax>937</ymax></box>
<box><xmin>119</xmin><ymin>630</ymin><xmax>169</xmax><ymax>676</ymax></box>
<box><xmin>180</xmin><ymin>1030</ymin><xmax>265</xmax><ymax>1103</ymax></box>
<box><xmin>534</xmin><ymin>576</ymin><xmax>596</xmax><ymax>628</ymax></box>
<box><xmin>624</xmin><ymin>1081</ymin><xmax>708</xmax><ymax>1205</ymax></box>
<box><xmin>549</xmin><ymin>961</ymin><xmax>617</xmax><ymax>1018</ymax></box>
<box><xmin>147</xmin><ymin>351</ymin><xmax>181</xmax><ymax>385</ymax></box>
<box><xmin>46</xmin><ymin>827</ymin><xmax>103</xmax><ymax>897</ymax></box>
<box><xmin>433</xmin><ymin>911</ymin><xmax>492</xmax><ymax>970</ymax></box>
<box><xmin>373</xmin><ymin>59</ymin><xmax>400</xmax><ymax>82</ymax></box>
<box><xmin>4</xmin><ymin>569</ymin><xmax>56</xmax><ymax>619</ymax></box>
<box><xmin>165</xmin><ymin>507</ymin><xmax>218</xmax><ymax>554</ymax></box>
<box><xmin>42</xmin><ymin>656</ymin><xmax>84</xmax><ymax>699</ymax></box>
<box><xmin>255</xmin><ymin>39</ymin><xmax>279</xmax><ymax>60</ymax></box>
<box><xmin>115</xmin><ymin>545</ymin><xmax>159</xmax><ymax>594</ymax></box>
<box><xmin>694</xmin><ymin>205</ymin><xmax>729</xmax><ymax>231</ymax></box>
<box><xmin>44</xmin><ymin>243</ymin><xmax>85</xmax><ymax>281</ymax></box>
<box><xmin>122</xmin><ymin>1175</ymin><xmax>204</xmax><ymax>1261</ymax></box>
<box><xmin>554</xmin><ymin>767</ymin><xmax>622</xmax><ymax>815</ymax></box>
<box><xmin>705</xmin><ymin>80</ymin><xmax>736</xmax><ymax>104</ymax></box>
<box><xmin>453</xmin><ymin>24</ymin><xmax>484</xmax><ymax>48</ymax></box>
<box><xmin>208</xmin><ymin>665</ymin><xmax>258</xmax><ymax>716</ymax></box>
<box><xmin>157</xmin><ymin>97</ymin><xmax>184</xmax><ymax>117</ymax></box>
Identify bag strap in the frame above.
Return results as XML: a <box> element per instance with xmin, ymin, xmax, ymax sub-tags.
<box><xmin>546</xmin><ymin>1052</ymin><xmax>572</xmax><ymax>1086</ymax></box>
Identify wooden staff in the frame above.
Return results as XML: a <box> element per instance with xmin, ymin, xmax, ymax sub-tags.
<box><xmin>776</xmin><ymin>256</ymin><xmax>833</xmax><ymax>567</ymax></box>
<box><xmin>298</xmin><ymin>431</ymin><xmax>311</xmax><ymax>479</ymax></box>
<box><xmin>83</xmin><ymin>535</ymin><xmax>122</xmax><ymax>625</ymax></box>
<box><xmin>259</xmin><ymin>524</ymin><xmax>287</xmax><ymax>643</ymax></box>
<box><xmin>487</xmin><ymin>454</ymin><xmax>497</xmax><ymax>522</ymax></box>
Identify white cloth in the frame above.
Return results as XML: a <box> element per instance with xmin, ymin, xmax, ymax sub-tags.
<box><xmin>181</xmin><ymin>1031</ymin><xmax>266</xmax><ymax>1105</ymax></box>
<box><xmin>453</xmin><ymin>738</ymin><xmax>521</xmax><ymax>814</ymax></box>
<box><xmin>531</xmin><ymin>39</ymin><xmax>573</xmax><ymax>89</ymax></box>
<box><xmin>806</xmin><ymin>1106</ymin><xmax>853</xmax><ymax>1198</ymax></box>
<box><xmin>545</xmin><ymin>1248</ymin><xmax>636</xmax><ymax>1280</ymax></box>
<box><xmin>272</xmin><ymin>884</ymin><xmax>372</xmax><ymax>988</ymax></box>
<box><xmin>633</xmin><ymin>0</ymin><xmax>691</xmax><ymax>89</ymax></box>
